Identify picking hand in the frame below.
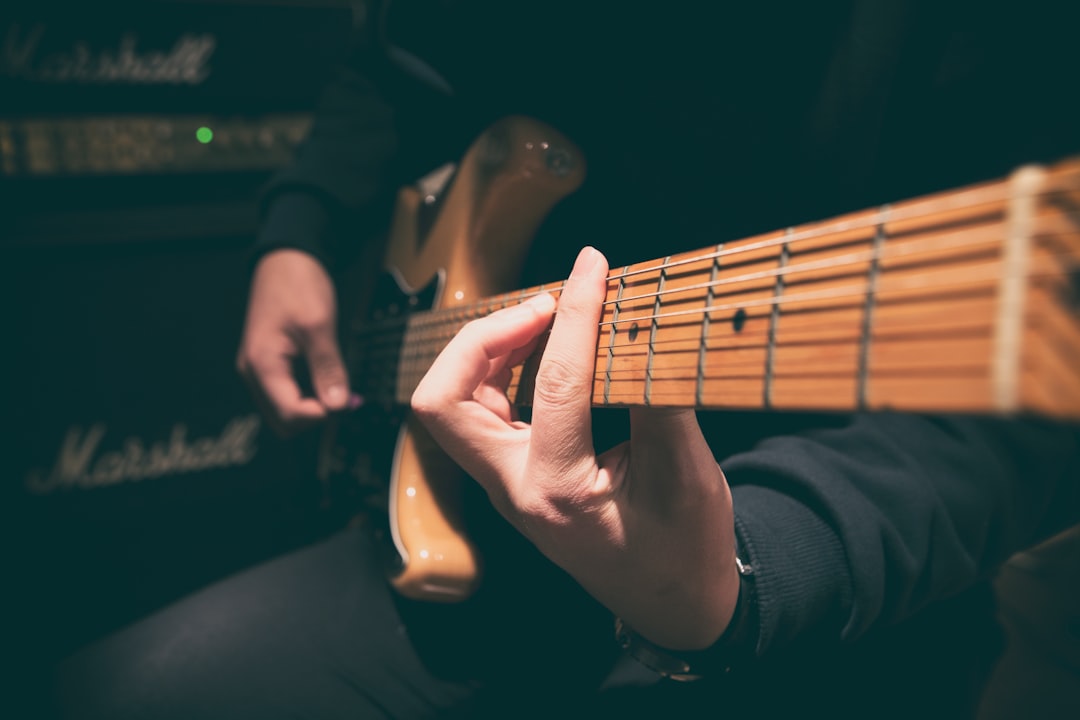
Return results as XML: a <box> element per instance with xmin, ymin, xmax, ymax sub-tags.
<box><xmin>237</xmin><ymin>249</ymin><xmax>353</xmax><ymax>436</ymax></box>
<box><xmin>412</xmin><ymin>246</ymin><xmax>740</xmax><ymax>650</ymax></box>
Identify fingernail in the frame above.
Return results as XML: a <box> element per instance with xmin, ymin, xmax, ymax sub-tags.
<box><xmin>326</xmin><ymin>385</ymin><xmax>346</xmax><ymax>407</ymax></box>
<box><xmin>570</xmin><ymin>246</ymin><xmax>602</xmax><ymax>278</ymax></box>
<box><xmin>348</xmin><ymin>393</ymin><xmax>364</xmax><ymax>410</ymax></box>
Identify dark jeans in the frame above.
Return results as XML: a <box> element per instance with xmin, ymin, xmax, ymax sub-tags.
<box><xmin>48</xmin><ymin>519</ymin><xmax>1017</xmax><ymax>720</ymax></box>
<box><xmin>49</xmin><ymin>521</ymin><xmax>656</xmax><ymax>719</ymax></box>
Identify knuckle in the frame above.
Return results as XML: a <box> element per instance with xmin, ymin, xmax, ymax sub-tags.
<box><xmin>309</xmin><ymin>350</ymin><xmax>344</xmax><ymax>377</ymax></box>
<box><xmin>409</xmin><ymin>386</ymin><xmax>438</xmax><ymax>418</ymax></box>
<box><xmin>247</xmin><ymin>351</ymin><xmax>277</xmax><ymax>377</ymax></box>
<box><xmin>533</xmin><ymin>354</ymin><xmax>584</xmax><ymax>406</ymax></box>
<box><xmin>457</xmin><ymin>318</ymin><xmax>486</xmax><ymax>345</ymax></box>
<box><xmin>513</xmin><ymin>489</ymin><xmax>554</xmax><ymax>521</ymax></box>
<box><xmin>295</xmin><ymin>309</ymin><xmax>333</xmax><ymax>334</ymax></box>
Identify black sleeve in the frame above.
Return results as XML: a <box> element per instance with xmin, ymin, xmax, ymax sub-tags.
<box><xmin>724</xmin><ymin>413</ymin><xmax>1080</xmax><ymax>656</ymax></box>
<box><xmin>252</xmin><ymin>1</ymin><xmax>460</xmax><ymax>272</ymax></box>
<box><xmin>253</xmin><ymin>30</ymin><xmax>399</xmax><ymax>269</ymax></box>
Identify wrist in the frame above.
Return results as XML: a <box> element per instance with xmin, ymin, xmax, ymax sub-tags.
<box><xmin>615</xmin><ymin>555</ymin><xmax>759</xmax><ymax>681</ymax></box>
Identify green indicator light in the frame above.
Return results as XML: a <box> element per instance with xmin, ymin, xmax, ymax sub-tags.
<box><xmin>196</xmin><ymin>126</ymin><xmax>214</xmax><ymax>144</ymax></box>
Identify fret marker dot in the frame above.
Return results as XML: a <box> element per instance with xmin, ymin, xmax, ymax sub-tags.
<box><xmin>628</xmin><ymin>323</ymin><xmax>640</xmax><ymax>342</ymax></box>
<box><xmin>733</xmin><ymin>309</ymin><xmax>747</xmax><ymax>332</ymax></box>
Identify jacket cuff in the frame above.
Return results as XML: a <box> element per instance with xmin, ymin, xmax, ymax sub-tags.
<box><xmin>251</xmin><ymin>191</ymin><xmax>337</xmax><ymax>272</ymax></box>
<box><xmin>731</xmin><ymin>483</ymin><xmax>853</xmax><ymax>656</ymax></box>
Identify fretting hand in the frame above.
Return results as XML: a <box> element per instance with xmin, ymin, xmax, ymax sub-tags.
<box><xmin>412</xmin><ymin>246</ymin><xmax>741</xmax><ymax>650</ymax></box>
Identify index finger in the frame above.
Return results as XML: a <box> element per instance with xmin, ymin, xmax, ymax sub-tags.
<box><xmin>248</xmin><ymin>353</ymin><xmax>328</xmax><ymax>428</ymax></box>
<box><xmin>529</xmin><ymin>246</ymin><xmax>609</xmax><ymax>465</ymax></box>
<box><xmin>411</xmin><ymin>292</ymin><xmax>556</xmax><ymax>482</ymax></box>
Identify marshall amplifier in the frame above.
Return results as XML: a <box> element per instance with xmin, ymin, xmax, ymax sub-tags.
<box><xmin>1</xmin><ymin>0</ymin><xmax>360</xmax><ymax>226</ymax></box>
<box><xmin>7</xmin><ymin>225</ymin><xmax>337</xmax><ymax>690</ymax></box>
<box><xmin>4</xmin><ymin>0</ymin><xmax>363</xmax><ymax>691</ymax></box>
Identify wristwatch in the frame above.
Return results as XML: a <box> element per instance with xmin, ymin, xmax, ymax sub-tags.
<box><xmin>614</xmin><ymin>556</ymin><xmax>757</xmax><ymax>682</ymax></box>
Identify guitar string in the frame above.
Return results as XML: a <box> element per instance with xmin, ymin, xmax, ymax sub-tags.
<box><xmin>410</xmin><ymin>170</ymin><xmax>1077</xmax><ymax>330</ymax></box>
<box><xmin>390</xmin><ymin>281</ymin><xmax>997</xmax><ymax>359</ymax></box>
<box><xmin>354</xmin><ymin>211</ymin><xmax>1071</xmax><ymax>399</ymax></box>
<box><xmin>376</xmin><ymin>319</ymin><xmax>1003</xmax><ymax>400</ymax></box>
<box><xmin>406</xmin><ymin>180</ymin><xmax>1038</xmax><ymax>324</ymax></box>
<box><xmin>407</xmin><ymin>226</ymin><xmax>1012</xmax><ymax>330</ymax></box>
<box><xmin>360</xmin><ymin>314</ymin><xmax>996</xmax><ymax>390</ymax></box>
<box><xmin>401</xmin><ymin>247</ymin><xmax>1065</xmax><ymax>343</ymax></box>
<box><xmin>353</xmin><ymin>190</ymin><xmax>1071</xmax><ymax>345</ymax></box>
<box><xmin>388</xmin><ymin>272</ymin><xmax>1022</xmax><ymax>391</ymax></box>
<box><xmin>363</xmin><ymin>258</ymin><xmax>1021</xmax><ymax>367</ymax></box>
<box><xmin>352</xmin><ymin>189</ymin><xmax>1076</xmax><ymax>382</ymax></box>
<box><xmin>568</xmin><ymin>168</ymin><xmax>1073</xmax><ymax>289</ymax></box>
<box><xmin>408</xmin><ymin>214</ymin><xmax>1072</xmax><ymax>330</ymax></box>
<box><xmin>595</xmin><ymin>187</ymin><xmax>1012</xmax><ymax>286</ymax></box>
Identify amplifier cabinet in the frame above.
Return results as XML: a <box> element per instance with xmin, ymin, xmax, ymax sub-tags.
<box><xmin>6</xmin><ymin>224</ymin><xmax>331</xmax><ymax>687</ymax></box>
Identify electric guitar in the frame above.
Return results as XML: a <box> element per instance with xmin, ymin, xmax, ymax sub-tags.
<box><xmin>326</xmin><ymin>116</ymin><xmax>1080</xmax><ymax>603</ymax></box>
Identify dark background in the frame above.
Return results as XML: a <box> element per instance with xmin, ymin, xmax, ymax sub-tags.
<box><xmin>4</xmin><ymin>2</ymin><xmax>1078</xmax><ymax>718</ymax></box>
<box><xmin>3</xmin><ymin>0</ymin><xmax>360</xmax><ymax>696</ymax></box>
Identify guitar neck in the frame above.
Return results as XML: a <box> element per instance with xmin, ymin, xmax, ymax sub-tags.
<box><xmin>392</xmin><ymin>159</ymin><xmax>1080</xmax><ymax>420</ymax></box>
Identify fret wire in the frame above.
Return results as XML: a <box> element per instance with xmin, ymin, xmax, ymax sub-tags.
<box><xmin>697</xmin><ymin>244</ymin><xmax>723</xmax><ymax>407</ymax></box>
<box><xmin>858</xmin><ymin>206</ymin><xmax>888</xmax><ymax>409</ymax></box>
<box><xmin>604</xmin><ymin>267</ymin><xmax>628</xmax><ymax>405</ymax></box>
<box><xmin>644</xmin><ymin>256</ymin><xmax>670</xmax><ymax>405</ymax></box>
<box><xmin>764</xmin><ymin>234</ymin><xmax>790</xmax><ymax>409</ymax></box>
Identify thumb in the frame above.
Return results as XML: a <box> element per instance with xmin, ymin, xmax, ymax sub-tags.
<box><xmin>303</xmin><ymin>328</ymin><xmax>351</xmax><ymax>411</ymax></box>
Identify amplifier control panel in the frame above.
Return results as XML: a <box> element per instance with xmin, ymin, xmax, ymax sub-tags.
<box><xmin>0</xmin><ymin>113</ymin><xmax>312</xmax><ymax>176</ymax></box>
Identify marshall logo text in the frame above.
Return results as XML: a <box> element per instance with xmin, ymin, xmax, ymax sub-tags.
<box><xmin>3</xmin><ymin>23</ymin><xmax>215</xmax><ymax>85</ymax></box>
<box><xmin>25</xmin><ymin>415</ymin><xmax>261</xmax><ymax>494</ymax></box>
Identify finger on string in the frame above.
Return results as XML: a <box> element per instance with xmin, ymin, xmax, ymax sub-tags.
<box><xmin>412</xmin><ymin>292</ymin><xmax>556</xmax><ymax>417</ymax></box>
<box><xmin>530</xmin><ymin>246</ymin><xmax>609</xmax><ymax>466</ymax></box>
<box><xmin>246</xmin><ymin>353</ymin><xmax>327</xmax><ymax>434</ymax></box>
<box><xmin>302</xmin><ymin>328</ymin><xmax>351</xmax><ymax>411</ymax></box>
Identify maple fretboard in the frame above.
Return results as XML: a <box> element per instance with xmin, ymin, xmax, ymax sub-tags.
<box><xmin>373</xmin><ymin>159</ymin><xmax>1080</xmax><ymax>420</ymax></box>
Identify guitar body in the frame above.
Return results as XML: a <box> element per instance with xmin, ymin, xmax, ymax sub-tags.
<box><xmin>329</xmin><ymin>115</ymin><xmax>1078</xmax><ymax>604</ymax></box>
<box><xmin>342</xmin><ymin>117</ymin><xmax>585</xmax><ymax>600</ymax></box>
